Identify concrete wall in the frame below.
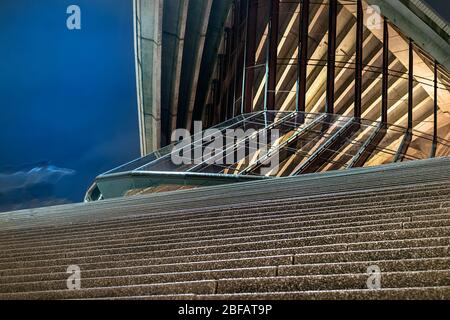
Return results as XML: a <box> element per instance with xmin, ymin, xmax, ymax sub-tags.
<box><xmin>134</xmin><ymin>0</ymin><xmax>163</xmax><ymax>155</ymax></box>
<box><xmin>134</xmin><ymin>0</ymin><xmax>231</xmax><ymax>155</ymax></box>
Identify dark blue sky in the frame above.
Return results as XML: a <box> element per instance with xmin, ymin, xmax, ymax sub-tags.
<box><xmin>425</xmin><ymin>0</ymin><xmax>450</xmax><ymax>22</ymax></box>
<box><xmin>0</xmin><ymin>0</ymin><xmax>139</xmax><ymax>211</ymax></box>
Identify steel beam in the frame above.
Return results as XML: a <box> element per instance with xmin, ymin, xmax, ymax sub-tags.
<box><xmin>431</xmin><ymin>60</ymin><xmax>438</xmax><ymax>158</ymax></box>
<box><xmin>408</xmin><ymin>39</ymin><xmax>414</xmax><ymax>130</ymax></box>
<box><xmin>232</xmin><ymin>0</ymin><xmax>244</xmax><ymax>117</ymax></box>
<box><xmin>229</xmin><ymin>1</ymin><xmax>238</xmax><ymax>118</ymax></box>
<box><xmin>295</xmin><ymin>118</ymin><xmax>360</xmax><ymax>174</ymax></box>
<box><xmin>326</xmin><ymin>0</ymin><xmax>337</xmax><ymax>114</ymax></box>
<box><xmin>354</xmin><ymin>0</ymin><xmax>363</xmax><ymax>120</ymax></box>
<box><xmin>241</xmin><ymin>0</ymin><xmax>258</xmax><ymax>114</ymax></box>
<box><xmin>296</xmin><ymin>0</ymin><xmax>310</xmax><ymax>117</ymax></box>
<box><xmin>264</xmin><ymin>0</ymin><xmax>279</xmax><ymax>111</ymax></box>
<box><xmin>382</xmin><ymin>18</ymin><xmax>389</xmax><ymax>124</ymax></box>
<box><xmin>348</xmin><ymin>123</ymin><xmax>387</xmax><ymax>168</ymax></box>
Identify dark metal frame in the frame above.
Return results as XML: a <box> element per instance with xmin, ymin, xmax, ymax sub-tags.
<box><xmin>265</xmin><ymin>0</ymin><xmax>279</xmax><ymax>111</ymax></box>
<box><xmin>354</xmin><ymin>0</ymin><xmax>363</xmax><ymax>120</ymax></box>
<box><xmin>232</xmin><ymin>0</ymin><xmax>245</xmax><ymax>117</ymax></box>
<box><xmin>241</xmin><ymin>0</ymin><xmax>258</xmax><ymax>114</ymax></box>
<box><xmin>431</xmin><ymin>60</ymin><xmax>438</xmax><ymax>158</ymax></box>
<box><xmin>221</xmin><ymin>28</ymin><xmax>232</xmax><ymax>122</ymax></box>
<box><xmin>326</xmin><ymin>0</ymin><xmax>338</xmax><ymax>114</ymax></box>
<box><xmin>382</xmin><ymin>18</ymin><xmax>389</xmax><ymax>124</ymax></box>
<box><xmin>232</xmin><ymin>0</ymin><xmax>242</xmax><ymax>118</ymax></box>
<box><xmin>296</xmin><ymin>0</ymin><xmax>310</xmax><ymax>117</ymax></box>
<box><xmin>408</xmin><ymin>39</ymin><xmax>414</xmax><ymax>130</ymax></box>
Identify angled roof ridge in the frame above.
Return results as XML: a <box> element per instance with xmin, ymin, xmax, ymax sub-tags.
<box><xmin>411</xmin><ymin>0</ymin><xmax>450</xmax><ymax>32</ymax></box>
<box><xmin>399</xmin><ymin>0</ymin><xmax>450</xmax><ymax>41</ymax></box>
<box><xmin>368</xmin><ymin>0</ymin><xmax>450</xmax><ymax>68</ymax></box>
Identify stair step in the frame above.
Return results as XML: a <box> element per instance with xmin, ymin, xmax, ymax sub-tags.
<box><xmin>1</xmin><ymin>202</ymin><xmax>447</xmax><ymax>256</ymax></box>
<box><xmin>279</xmin><ymin>257</ymin><xmax>450</xmax><ymax>276</ymax></box>
<box><xmin>0</xmin><ymin>158</ymin><xmax>448</xmax><ymax>299</ymax></box>
<box><xmin>1</xmin><ymin>270</ymin><xmax>448</xmax><ymax>300</ymax></box>
<box><xmin>216</xmin><ymin>270</ymin><xmax>450</xmax><ymax>294</ymax></box>
<box><xmin>1</xmin><ymin>257</ymin><xmax>448</xmax><ymax>294</ymax></box>
<box><xmin>194</xmin><ymin>287</ymin><xmax>450</xmax><ymax>300</ymax></box>
<box><xmin>0</xmin><ymin>227</ymin><xmax>448</xmax><ymax>274</ymax></box>
<box><xmin>1</xmin><ymin>188</ymin><xmax>447</xmax><ymax>243</ymax></box>
<box><xmin>4</xmin><ymin>207</ymin><xmax>448</xmax><ymax>260</ymax></box>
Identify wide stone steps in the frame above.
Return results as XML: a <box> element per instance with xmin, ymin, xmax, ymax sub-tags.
<box><xmin>103</xmin><ymin>287</ymin><xmax>450</xmax><ymax>300</ymax></box>
<box><xmin>0</xmin><ymin>232</ymin><xmax>448</xmax><ymax>277</ymax></box>
<box><xmin>1</xmin><ymin>200</ymin><xmax>447</xmax><ymax>258</ymax></box>
<box><xmin>1</xmin><ymin>270</ymin><xmax>449</xmax><ymax>300</ymax></box>
<box><xmin>1</xmin><ymin>158</ymin><xmax>449</xmax><ymax>229</ymax></box>
<box><xmin>2</xmin><ymin>252</ymin><xmax>448</xmax><ymax>287</ymax></box>
<box><xmin>0</xmin><ymin>225</ymin><xmax>448</xmax><ymax>273</ymax></box>
<box><xmin>0</xmin><ymin>245</ymin><xmax>448</xmax><ymax>295</ymax></box>
<box><xmin>1</xmin><ymin>216</ymin><xmax>448</xmax><ymax>267</ymax></box>
<box><xmin>1</xmin><ymin>182</ymin><xmax>447</xmax><ymax>240</ymax></box>
<box><xmin>0</xmin><ymin>158</ymin><xmax>448</xmax><ymax>299</ymax></box>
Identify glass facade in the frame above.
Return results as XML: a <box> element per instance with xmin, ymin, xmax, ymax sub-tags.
<box><xmin>87</xmin><ymin>110</ymin><xmax>450</xmax><ymax>200</ymax></box>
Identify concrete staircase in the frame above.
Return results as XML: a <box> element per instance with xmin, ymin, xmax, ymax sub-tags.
<box><xmin>0</xmin><ymin>158</ymin><xmax>449</xmax><ymax>300</ymax></box>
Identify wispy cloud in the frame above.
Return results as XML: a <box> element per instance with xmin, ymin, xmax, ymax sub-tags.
<box><xmin>0</xmin><ymin>164</ymin><xmax>75</xmax><ymax>212</ymax></box>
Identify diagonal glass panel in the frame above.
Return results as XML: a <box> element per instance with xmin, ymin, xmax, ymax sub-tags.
<box><xmin>364</xmin><ymin>125</ymin><xmax>410</xmax><ymax>166</ymax></box>
<box><xmin>192</xmin><ymin>111</ymin><xmax>302</xmax><ymax>174</ymax></box>
<box><xmin>241</xmin><ymin>113</ymin><xmax>326</xmax><ymax>176</ymax></box>
<box><xmin>135</xmin><ymin>112</ymin><xmax>266</xmax><ymax>172</ymax></box>
<box><xmin>318</xmin><ymin>119</ymin><xmax>380</xmax><ymax>172</ymax></box>
<box><xmin>287</xmin><ymin>115</ymin><xmax>353</xmax><ymax>173</ymax></box>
